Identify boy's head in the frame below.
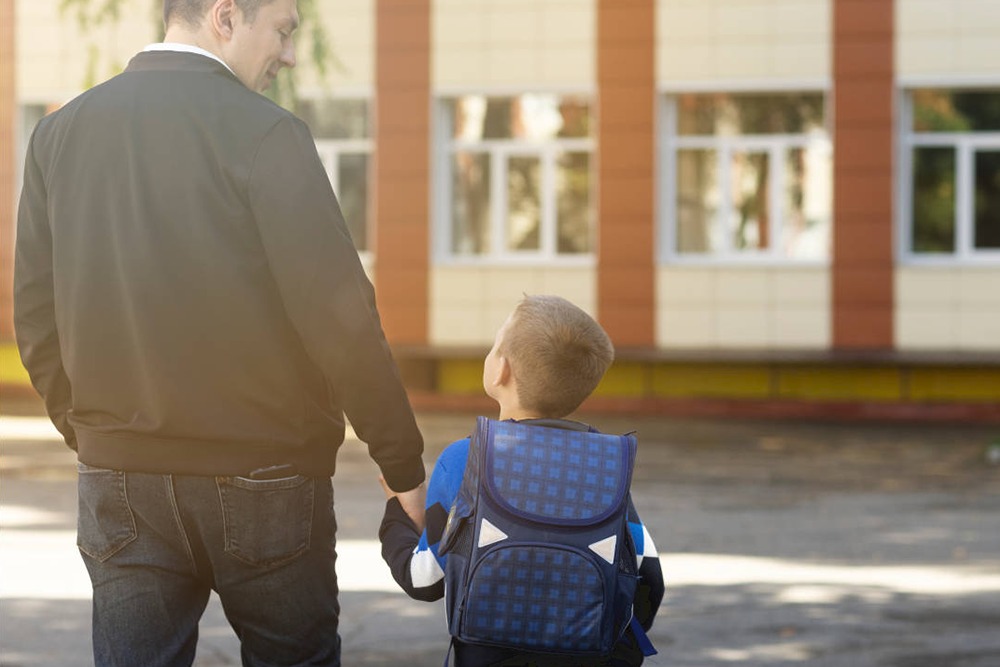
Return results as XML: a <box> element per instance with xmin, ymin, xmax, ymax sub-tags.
<box><xmin>484</xmin><ymin>295</ymin><xmax>614</xmax><ymax>419</ymax></box>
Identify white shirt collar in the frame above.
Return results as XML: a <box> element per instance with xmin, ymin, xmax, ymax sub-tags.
<box><xmin>142</xmin><ymin>43</ymin><xmax>235</xmax><ymax>75</ymax></box>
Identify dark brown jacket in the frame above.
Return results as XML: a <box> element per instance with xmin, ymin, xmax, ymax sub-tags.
<box><xmin>14</xmin><ymin>51</ymin><xmax>424</xmax><ymax>490</ymax></box>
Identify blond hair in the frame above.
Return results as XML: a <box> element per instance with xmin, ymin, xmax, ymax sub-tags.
<box><xmin>499</xmin><ymin>295</ymin><xmax>614</xmax><ymax>418</ymax></box>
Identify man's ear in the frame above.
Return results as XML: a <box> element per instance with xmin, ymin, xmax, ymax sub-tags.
<box><xmin>210</xmin><ymin>0</ymin><xmax>237</xmax><ymax>39</ymax></box>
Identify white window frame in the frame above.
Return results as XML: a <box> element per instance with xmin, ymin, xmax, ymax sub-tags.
<box><xmin>898</xmin><ymin>87</ymin><xmax>1000</xmax><ymax>266</ymax></box>
<box><xmin>433</xmin><ymin>95</ymin><xmax>596</xmax><ymax>267</ymax></box>
<box><xmin>658</xmin><ymin>92</ymin><xmax>832</xmax><ymax>266</ymax></box>
<box><xmin>314</xmin><ymin>138</ymin><xmax>373</xmax><ymax>258</ymax></box>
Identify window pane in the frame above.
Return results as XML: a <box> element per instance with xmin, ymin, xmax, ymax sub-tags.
<box><xmin>452</xmin><ymin>95</ymin><xmax>591</xmax><ymax>141</ymax></box>
<box><xmin>506</xmin><ymin>156</ymin><xmax>541</xmax><ymax>251</ymax></box>
<box><xmin>913</xmin><ymin>89</ymin><xmax>1000</xmax><ymax>133</ymax></box>
<box><xmin>730</xmin><ymin>151</ymin><xmax>770</xmax><ymax>251</ymax></box>
<box><xmin>452</xmin><ymin>152</ymin><xmax>492</xmax><ymax>255</ymax></box>
<box><xmin>557</xmin><ymin>152</ymin><xmax>592</xmax><ymax>254</ymax></box>
<box><xmin>297</xmin><ymin>99</ymin><xmax>369</xmax><ymax>139</ymax></box>
<box><xmin>337</xmin><ymin>154</ymin><xmax>368</xmax><ymax>251</ymax></box>
<box><xmin>783</xmin><ymin>145</ymin><xmax>832</xmax><ymax>259</ymax></box>
<box><xmin>678</xmin><ymin>93</ymin><xmax>825</xmax><ymax>136</ymax></box>
<box><xmin>974</xmin><ymin>150</ymin><xmax>1000</xmax><ymax>250</ymax></box>
<box><xmin>912</xmin><ymin>147</ymin><xmax>956</xmax><ymax>253</ymax></box>
<box><xmin>677</xmin><ymin>149</ymin><xmax>720</xmax><ymax>253</ymax></box>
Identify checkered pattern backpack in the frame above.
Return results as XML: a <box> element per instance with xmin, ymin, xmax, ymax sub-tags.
<box><xmin>438</xmin><ymin>417</ymin><xmax>653</xmax><ymax>660</ymax></box>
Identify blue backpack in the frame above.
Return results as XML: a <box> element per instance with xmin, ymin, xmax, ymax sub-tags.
<box><xmin>438</xmin><ymin>417</ymin><xmax>655</xmax><ymax>660</ymax></box>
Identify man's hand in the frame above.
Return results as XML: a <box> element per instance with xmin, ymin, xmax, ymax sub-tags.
<box><xmin>379</xmin><ymin>476</ymin><xmax>427</xmax><ymax>532</ymax></box>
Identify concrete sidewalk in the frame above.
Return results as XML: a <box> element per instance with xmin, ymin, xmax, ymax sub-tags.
<box><xmin>2</xmin><ymin>405</ymin><xmax>1000</xmax><ymax>666</ymax></box>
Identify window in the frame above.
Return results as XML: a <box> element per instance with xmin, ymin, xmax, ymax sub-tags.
<box><xmin>436</xmin><ymin>95</ymin><xmax>594</xmax><ymax>262</ymax></box>
<box><xmin>298</xmin><ymin>98</ymin><xmax>372</xmax><ymax>252</ymax></box>
<box><xmin>662</xmin><ymin>93</ymin><xmax>832</xmax><ymax>262</ymax></box>
<box><xmin>902</xmin><ymin>89</ymin><xmax>1000</xmax><ymax>262</ymax></box>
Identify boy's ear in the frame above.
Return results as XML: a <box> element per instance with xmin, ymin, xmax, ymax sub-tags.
<box><xmin>494</xmin><ymin>356</ymin><xmax>512</xmax><ymax>387</ymax></box>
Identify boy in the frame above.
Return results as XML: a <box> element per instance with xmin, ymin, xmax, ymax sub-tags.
<box><xmin>380</xmin><ymin>295</ymin><xmax>664</xmax><ymax>666</ymax></box>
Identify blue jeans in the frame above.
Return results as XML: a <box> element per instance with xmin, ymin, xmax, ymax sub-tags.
<box><xmin>77</xmin><ymin>463</ymin><xmax>341</xmax><ymax>667</ymax></box>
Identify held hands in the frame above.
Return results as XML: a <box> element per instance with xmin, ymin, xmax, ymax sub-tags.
<box><xmin>379</xmin><ymin>475</ymin><xmax>427</xmax><ymax>532</ymax></box>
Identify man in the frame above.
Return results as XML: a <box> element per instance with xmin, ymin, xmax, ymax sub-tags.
<box><xmin>14</xmin><ymin>1</ymin><xmax>426</xmax><ymax>665</ymax></box>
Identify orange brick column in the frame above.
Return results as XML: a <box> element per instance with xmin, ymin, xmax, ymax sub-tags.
<box><xmin>596</xmin><ymin>0</ymin><xmax>656</xmax><ymax>348</ymax></box>
<box><xmin>1</xmin><ymin>0</ymin><xmax>15</xmax><ymax>341</ymax></box>
<box><xmin>373</xmin><ymin>0</ymin><xmax>430</xmax><ymax>345</ymax></box>
<box><xmin>832</xmin><ymin>0</ymin><xmax>895</xmax><ymax>349</ymax></box>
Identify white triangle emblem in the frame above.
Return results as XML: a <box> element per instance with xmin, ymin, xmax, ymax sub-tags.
<box><xmin>478</xmin><ymin>519</ymin><xmax>508</xmax><ymax>548</ymax></box>
<box><xmin>589</xmin><ymin>535</ymin><xmax>617</xmax><ymax>564</ymax></box>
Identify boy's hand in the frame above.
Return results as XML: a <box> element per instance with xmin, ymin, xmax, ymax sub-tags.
<box><xmin>380</xmin><ymin>476</ymin><xmax>427</xmax><ymax>532</ymax></box>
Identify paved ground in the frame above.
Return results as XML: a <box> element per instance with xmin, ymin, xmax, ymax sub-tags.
<box><xmin>2</xmin><ymin>399</ymin><xmax>1000</xmax><ymax>666</ymax></box>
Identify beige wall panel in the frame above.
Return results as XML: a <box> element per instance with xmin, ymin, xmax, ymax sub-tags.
<box><xmin>957</xmin><ymin>269</ymin><xmax>1000</xmax><ymax>306</ymax></box>
<box><xmin>896</xmin><ymin>268</ymin><xmax>1000</xmax><ymax>350</ymax></box>
<box><xmin>658</xmin><ymin>0</ymin><xmax>829</xmax><ymax>86</ymax></box>
<box><xmin>17</xmin><ymin>0</ymin><xmax>155</xmax><ymax>102</ymax></box>
<box><xmin>896</xmin><ymin>267</ymin><xmax>959</xmax><ymax>306</ymax></box>
<box><xmin>658</xmin><ymin>268</ymin><xmax>714</xmax><ymax>305</ymax></box>
<box><xmin>769</xmin><ymin>268</ymin><xmax>830</xmax><ymax>304</ymax></box>
<box><xmin>658</xmin><ymin>306</ymin><xmax>715</xmax><ymax>348</ymax></box>
<box><xmin>433</xmin><ymin>0</ymin><xmax>593</xmax><ymax>89</ymax></box>
<box><xmin>957</xmin><ymin>311</ymin><xmax>1000</xmax><ymax>350</ymax></box>
<box><xmin>303</xmin><ymin>0</ymin><xmax>373</xmax><ymax>93</ymax></box>
<box><xmin>898</xmin><ymin>0</ymin><xmax>1000</xmax><ymax>78</ymax></box>
<box><xmin>769</xmin><ymin>308</ymin><xmax>830</xmax><ymax>347</ymax></box>
<box><xmin>715</xmin><ymin>269</ymin><xmax>769</xmax><ymax>304</ymax></box>
<box><xmin>896</xmin><ymin>309</ymin><xmax>958</xmax><ymax>349</ymax></box>
<box><xmin>657</xmin><ymin>266</ymin><xmax>829</xmax><ymax>348</ymax></box>
<box><xmin>716</xmin><ymin>307</ymin><xmax>769</xmax><ymax>348</ymax></box>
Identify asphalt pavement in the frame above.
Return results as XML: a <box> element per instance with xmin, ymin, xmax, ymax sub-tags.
<box><xmin>2</xmin><ymin>400</ymin><xmax>1000</xmax><ymax>666</ymax></box>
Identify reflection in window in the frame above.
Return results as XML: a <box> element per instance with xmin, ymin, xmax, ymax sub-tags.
<box><xmin>731</xmin><ymin>151</ymin><xmax>770</xmax><ymax>251</ymax></box>
<box><xmin>556</xmin><ymin>152</ymin><xmax>592</xmax><ymax>254</ymax></box>
<box><xmin>912</xmin><ymin>147</ymin><xmax>956</xmax><ymax>253</ymax></box>
<box><xmin>667</xmin><ymin>93</ymin><xmax>830</xmax><ymax>261</ymax></box>
<box><xmin>302</xmin><ymin>98</ymin><xmax>371</xmax><ymax>252</ymax></box>
<box><xmin>678</xmin><ymin>93</ymin><xmax>825</xmax><ymax>136</ymax></box>
<box><xmin>677</xmin><ymin>149</ymin><xmax>720</xmax><ymax>253</ymax></box>
<box><xmin>452</xmin><ymin>152</ymin><xmax>491</xmax><ymax>255</ymax></box>
<box><xmin>975</xmin><ymin>150</ymin><xmax>1000</xmax><ymax>250</ymax></box>
<box><xmin>906</xmin><ymin>89</ymin><xmax>1000</xmax><ymax>260</ymax></box>
<box><xmin>506</xmin><ymin>156</ymin><xmax>541</xmax><ymax>251</ymax></box>
<box><xmin>441</xmin><ymin>95</ymin><xmax>594</xmax><ymax>261</ymax></box>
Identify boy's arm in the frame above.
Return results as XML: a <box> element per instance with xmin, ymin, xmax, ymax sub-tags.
<box><xmin>379</xmin><ymin>497</ymin><xmax>445</xmax><ymax>602</ymax></box>
<box><xmin>378</xmin><ymin>439</ymin><xmax>468</xmax><ymax>602</ymax></box>
<box><xmin>628</xmin><ymin>500</ymin><xmax>665</xmax><ymax>631</ymax></box>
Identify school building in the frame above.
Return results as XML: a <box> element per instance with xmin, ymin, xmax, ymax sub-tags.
<box><xmin>1</xmin><ymin>0</ymin><xmax>999</xmax><ymax>422</ymax></box>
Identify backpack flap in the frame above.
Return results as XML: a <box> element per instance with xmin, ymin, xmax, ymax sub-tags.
<box><xmin>484</xmin><ymin>420</ymin><xmax>635</xmax><ymax>526</ymax></box>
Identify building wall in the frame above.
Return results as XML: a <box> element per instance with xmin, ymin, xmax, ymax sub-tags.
<box><xmin>16</xmin><ymin>0</ymin><xmax>154</xmax><ymax>104</ymax></box>
<box><xmin>897</xmin><ymin>0</ymin><xmax>1000</xmax><ymax>80</ymax></box>
<box><xmin>896</xmin><ymin>268</ymin><xmax>1000</xmax><ymax>350</ymax></box>
<box><xmin>432</xmin><ymin>0</ymin><xmax>594</xmax><ymax>89</ymax></box>
<box><xmin>894</xmin><ymin>0</ymin><xmax>1000</xmax><ymax>351</ymax></box>
<box><xmin>300</xmin><ymin>0</ymin><xmax>373</xmax><ymax>95</ymax></box>
<box><xmin>657</xmin><ymin>267</ymin><xmax>830</xmax><ymax>349</ymax></box>
<box><xmin>657</xmin><ymin>0</ymin><xmax>830</xmax><ymax>86</ymax></box>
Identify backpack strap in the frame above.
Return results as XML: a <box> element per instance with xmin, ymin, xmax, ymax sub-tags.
<box><xmin>629</xmin><ymin>616</ymin><xmax>658</xmax><ymax>657</ymax></box>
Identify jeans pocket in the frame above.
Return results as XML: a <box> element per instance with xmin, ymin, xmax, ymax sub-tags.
<box><xmin>77</xmin><ymin>463</ymin><xmax>137</xmax><ymax>562</ymax></box>
<box><xmin>217</xmin><ymin>475</ymin><xmax>314</xmax><ymax>567</ymax></box>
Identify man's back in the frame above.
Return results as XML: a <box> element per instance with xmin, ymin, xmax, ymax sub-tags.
<box><xmin>17</xmin><ymin>50</ymin><xmax>422</xmax><ymax>482</ymax></box>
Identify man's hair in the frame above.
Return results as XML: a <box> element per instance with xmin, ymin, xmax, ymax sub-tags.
<box><xmin>163</xmin><ymin>0</ymin><xmax>271</xmax><ymax>28</ymax></box>
<box><xmin>499</xmin><ymin>295</ymin><xmax>614</xmax><ymax>419</ymax></box>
